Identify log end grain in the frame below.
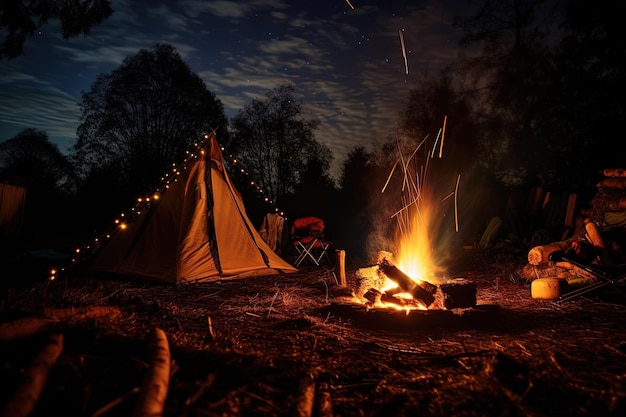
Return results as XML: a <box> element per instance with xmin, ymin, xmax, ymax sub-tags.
<box><xmin>531</xmin><ymin>278</ymin><xmax>569</xmax><ymax>300</ymax></box>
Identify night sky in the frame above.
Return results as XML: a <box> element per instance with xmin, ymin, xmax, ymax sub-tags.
<box><xmin>0</xmin><ymin>0</ymin><xmax>472</xmax><ymax>179</ymax></box>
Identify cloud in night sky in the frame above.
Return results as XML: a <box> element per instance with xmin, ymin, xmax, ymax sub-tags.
<box><xmin>0</xmin><ymin>0</ymin><xmax>472</xmax><ymax>179</ymax></box>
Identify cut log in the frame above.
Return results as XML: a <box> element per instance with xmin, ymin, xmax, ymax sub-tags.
<box><xmin>133</xmin><ymin>327</ymin><xmax>171</xmax><ymax>417</ymax></box>
<box><xmin>354</xmin><ymin>265</ymin><xmax>385</xmax><ymax>299</ymax></box>
<box><xmin>597</xmin><ymin>177</ymin><xmax>626</xmax><ymax>189</ymax></box>
<box><xmin>334</xmin><ymin>249</ymin><xmax>346</xmax><ymax>286</ymax></box>
<box><xmin>531</xmin><ymin>278</ymin><xmax>569</xmax><ymax>300</ymax></box>
<box><xmin>527</xmin><ymin>237</ymin><xmax>578</xmax><ymax>266</ymax></box>
<box><xmin>604</xmin><ymin>196</ymin><xmax>626</xmax><ymax>212</ymax></box>
<box><xmin>378</xmin><ymin>259</ymin><xmax>436</xmax><ymax>308</ymax></box>
<box><xmin>1</xmin><ymin>333</ymin><xmax>64</xmax><ymax>417</ymax></box>
<box><xmin>316</xmin><ymin>383</ymin><xmax>333</xmax><ymax>417</ymax></box>
<box><xmin>603</xmin><ymin>168</ymin><xmax>626</xmax><ymax>177</ymax></box>
<box><xmin>293</xmin><ymin>376</ymin><xmax>315</xmax><ymax>417</ymax></box>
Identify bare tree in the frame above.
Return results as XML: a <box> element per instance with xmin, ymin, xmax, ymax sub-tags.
<box><xmin>229</xmin><ymin>84</ymin><xmax>328</xmax><ymax>206</ymax></box>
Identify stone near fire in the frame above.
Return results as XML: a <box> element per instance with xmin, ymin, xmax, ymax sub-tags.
<box><xmin>439</xmin><ymin>279</ymin><xmax>477</xmax><ymax>309</ymax></box>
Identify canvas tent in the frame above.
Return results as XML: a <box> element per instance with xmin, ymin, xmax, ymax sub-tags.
<box><xmin>88</xmin><ymin>133</ymin><xmax>297</xmax><ymax>283</ymax></box>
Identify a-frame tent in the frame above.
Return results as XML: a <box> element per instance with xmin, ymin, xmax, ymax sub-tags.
<box><xmin>88</xmin><ymin>133</ymin><xmax>297</xmax><ymax>283</ymax></box>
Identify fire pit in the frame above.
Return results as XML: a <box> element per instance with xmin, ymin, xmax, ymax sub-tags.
<box><xmin>329</xmin><ymin>254</ymin><xmax>499</xmax><ymax>331</ymax></box>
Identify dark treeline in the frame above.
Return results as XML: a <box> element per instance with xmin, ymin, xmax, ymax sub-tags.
<box><xmin>1</xmin><ymin>0</ymin><xmax>624</xmax><ymax>262</ymax></box>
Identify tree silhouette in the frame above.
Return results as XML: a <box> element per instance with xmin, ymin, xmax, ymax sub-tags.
<box><xmin>454</xmin><ymin>0</ymin><xmax>563</xmax><ymax>188</ymax></box>
<box><xmin>0</xmin><ymin>128</ymin><xmax>73</xmax><ymax>233</ymax></box>
<box><xmin>73</xmin><ymin>43</ymin><xmax>228</xmax><ymax>205</ymax></box>
<box><xmin>548</xmin><ymin>0</ymin><xmax>626</xmax><ymax>194</ymax></box>
<box><xmin>229</xmin><ymin>84</ymin><xmax>327</xmax><ymax>207</ymax></box>
<box><xmin>0</xmin><ymin>0</ymin><xmax>113</xmax><ymax>59</ymax></box>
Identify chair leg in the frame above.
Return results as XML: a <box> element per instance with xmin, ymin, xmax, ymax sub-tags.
<box><xmin>313</xmin><ymin>242</ymin><xmax>332</xmax><ymax>265</ymax></box>
<box><xmin>294</xmin><ymin>240</ymin><xmax>320</xmax><ymax>267</ymax></box>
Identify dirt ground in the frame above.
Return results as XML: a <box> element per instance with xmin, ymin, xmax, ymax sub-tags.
<box><xmin>1</xmin><ymin>250</ymin><xmax>626</xmax><ymax>417</ymax></box>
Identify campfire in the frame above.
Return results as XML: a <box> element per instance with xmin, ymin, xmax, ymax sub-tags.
<box><xmin>330</xmin><ymin>129</ymin><xmax>495</xmax><ymax>327</ymax></box>
<box><xmin>351</xmin><ymin>252</ymin><xmax>477</xmax><ymax>312</ymax></box>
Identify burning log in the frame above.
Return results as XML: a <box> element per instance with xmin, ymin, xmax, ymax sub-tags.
<box><xmin>363</xmin><ymin>288</ymin><xmax>383</xmax><ymax>305</ymax></box>
<box><xmin>378</xmin><ymin>259</ymin><xmax>436</xmax><ymax>308</ymax></box>
<box><xmin>363</xmin><ymin>288</ymin><xmax>423</xmax><ymax>310</ymax></box>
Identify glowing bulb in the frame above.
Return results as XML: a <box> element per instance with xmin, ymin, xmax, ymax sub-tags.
<box><xmin>153</xmin><ymin>193</ymin><xmax>160</xmax><ymax>200</ymax></box>
<box><xmin>119</xmin><ymin>223</ymin><xmax>127</xmax><ymax>230</ymax></box>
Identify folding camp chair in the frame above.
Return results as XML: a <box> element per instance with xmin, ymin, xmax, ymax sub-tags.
<box><xmin>291</xmin><ymin>216</ymin><xmax>332</xmax><ymax>267</ymax></box>
<box><xmin>548</xmin><ymin>251</ymin><xmax>626</xmax><ymax>303</ymax></box>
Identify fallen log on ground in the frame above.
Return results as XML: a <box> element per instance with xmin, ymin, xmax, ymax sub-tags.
<box><xmin>293</xmin><ymin>376</ymin><xmax>315</xmax><ymax>417</ymax></box>
<box><xmin>1</xmin><ymin>333</ymin><xmax>64</xmax><ymax>417</ymax></box>
<box><xmin>133</xmin><ymin>327</ymin><xmax>171</xmax><ymax>417</ymax></box>
<box><xmin>0</xmin><ymin>317</ymin><xmax>59</xmax><ymax>343</ymax></box>
<box><xmin>43</xmin><ymin>305</ymin><xmax>123</xmax><ymax>324</ymax></box>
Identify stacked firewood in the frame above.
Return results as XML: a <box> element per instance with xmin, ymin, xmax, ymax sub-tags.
<box><xmin>524</xmin><ymin>168</ymin><xmax>626</xmax><ymax>283</ymax></box>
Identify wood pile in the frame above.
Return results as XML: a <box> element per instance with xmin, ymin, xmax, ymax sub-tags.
<box><xmin>524</xmin><ymin>168</ymin><xmax>626</xmax><ymax>288</ymax></box>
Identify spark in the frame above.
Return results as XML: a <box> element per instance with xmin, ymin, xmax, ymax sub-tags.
<box><xmin>431</xmin><ymin>128</ymin><xmax>442</xmax><ymax>158</ymax></box>
<box><xmin>439</xmin><ymin>115</ymin><xmax>447</xmax><ymax>158</ymax></box>
<box><xmin>381</xmin><ymin>159</ymin><xmax>399</xmax><ymax>193</ymax></box>
<box><xmin>391</xmin><ymin>195</ymin><xmax>420</xmax><ymax>219</ymax></box>
<box><xmin>454</xmin><ymin>174</ymin><xmax>461</xmax><ymax>232</ymax></box>
<box><xmin>399</xmin><ymin>29</ymin><xmax>409</xmax><ymax>75</ymax></box>
<box><xmin>345</xmin><ymin>0</ymin><xmax>355</xmax><ymax>10</ymax></box>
